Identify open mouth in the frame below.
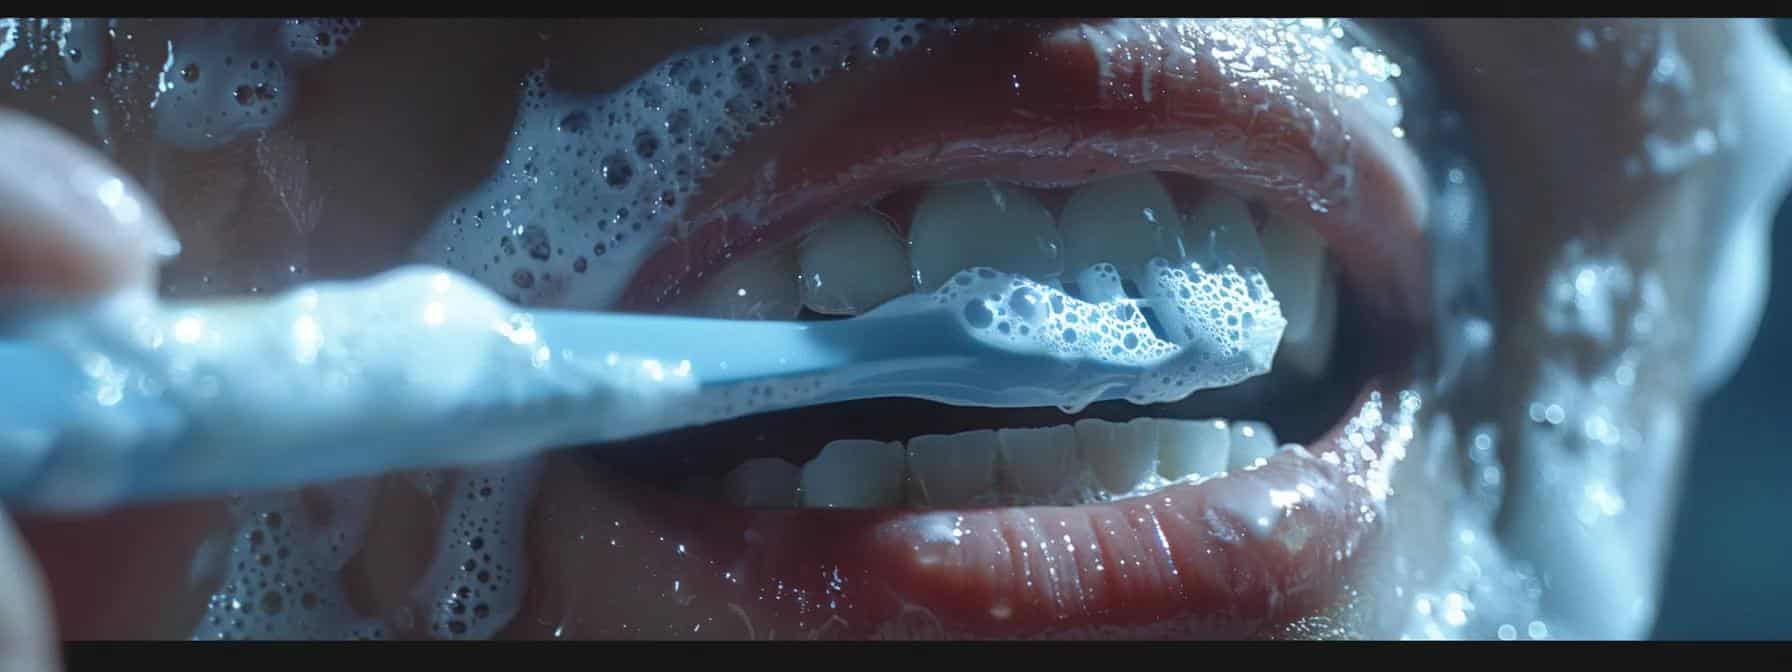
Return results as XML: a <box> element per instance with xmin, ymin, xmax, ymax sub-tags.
<box><xmin>447</xmin><ymin>18</ymin><xmax>1435</xmax><ymax>640</ymax></box>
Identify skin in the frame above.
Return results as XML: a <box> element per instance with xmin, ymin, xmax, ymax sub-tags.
<box><xmin>0</xmin><ymin>18</ymin><xmax>1787</xmax><ymax>651</ymax></box>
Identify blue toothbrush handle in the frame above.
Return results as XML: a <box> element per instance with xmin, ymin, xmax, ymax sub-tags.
<box><xmin>530</xmin><ymin>306</ymin><xmax>1140</xmax><ymax>409</ymax></box>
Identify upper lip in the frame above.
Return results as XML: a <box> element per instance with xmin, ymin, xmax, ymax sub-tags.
<box><xmin>617</xmin><ymin>19</ymin><xmax>1430</xmax><ymax>338</ymax></box>
<box><xmin>556</xmin><ymin>18</ymin><xmax>1434</xmax><ymax>639</ymax></box>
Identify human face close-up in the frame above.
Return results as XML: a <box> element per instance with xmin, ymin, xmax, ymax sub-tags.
<box><xmin>0</xmin><ymin>18</ymin><xmax>1789</xmax><ymax>647</ymax></box>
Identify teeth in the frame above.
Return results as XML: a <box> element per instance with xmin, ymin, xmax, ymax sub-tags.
<box><xmin>1074</xmin><ymin>418</ymin><xmax>1162</xmax><ymax>494</ymax></box>
<box><xmin>721</xmin><ymin>458</ymin><xmax>802</xmax><ymax>509</ymax></box>
<box><xmin>1073</xmin><ymin>262</ymin><xmax>1127</xmax><ymax>303</ymax></box>
<box><xmin>800</xmin><ymin>439</ymin><xmax>907</xmax><ymax>509</ymax></box>
<box><xmin>908</xmin><ymin>181</ymin><xmax>1063</xmax><ymax>291</ymax></box>
<box><xmin>1058</xmin><ymin>173</ymin><xmax>1188</xmax><ymax>280</ymax></box>
<box><xmin>1156</xmin><ymin>418</ymin><xmax>1230</xmax><ymax>481</ymax></box>
<box><xmin>673</xmin><ymin>246</ymin><xmax>802</xmax><ymax>320</ymax></box>
<box><xmin>1282</xmin><ymin>258</ymin><xmax>1337</xmax><ymax>377</ymax></box>
<box><xmin>995</xmin><ymin>425</ymin><xmax>1082</xmax><ymax>501</ymax></box>
<box><xmin>1259</xmin><ymin>214</ymin><xmax>1338</xmax><ymax>377</ymax></box>
<box><xmin>906</xmin><ymin>430</ymin><xmax>1000</xmax><ymax>507</ymax></box>
<box><xmin>1226</xmin><ymin>420</ymin><xmax>1277</xmax><ymax>471</ymax></box>
<box><xmin>1181</xmin><ymin>190</ymin><xmax>1266</xmax><ymax>273</ymax></box>
<box><xmin>797</xmin><ymin>208</ymin><xmax>914</xmax><ymax>315</ymax></box>
<box><xmin>748</xmin><ymin>417</ymin><xmax>1294</xmax><ymax>509</ymax></box>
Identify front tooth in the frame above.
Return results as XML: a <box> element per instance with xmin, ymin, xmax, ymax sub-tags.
<box><xmin>1157</xmin><ymin>418</ymin><xmax>1230</xmax><ymax>481</ymax></box>
<box><xmin>797</xmin><ymin>208</ymin><xmax>913</xmax><ymax>315</ymax></box>
<box><xmin>908</xmin><ymin>181</ymin><xmax>1063</xmax><ymax>290</ymax></box>
<box><xmin>1280</xmin><ymin>257</ymin><xmax>1338</xmax><ymax>377</ymax></box>
<box><xmin>672</xmin><ymin>245</ymin><xmax>802</xmax><ymax>319</ymax></box>
<box><xmin>1074</xmin><ymin>418</ymin><xmax>1161</xmax><ymax>495</ymax></box>
<box><xmin>721</xmin><ymin>458</ymin><xmax>802</xmax><ymax>508</ymax></box>
<box><xmin>1058</xmin><ymin>173</ymin><xmax>1188</xmax><ymax>280</ymax></box>
<box><xmin>1227</xmin><ymin>420</ymin><xmax>1277</xmax><ymax>470</ymax></box>
<box><xmin>996</xmin><ymin>425</ymin><xmax>1081</xmax><ymax>501</ymax></box>
<box><xmin>1181</xmin><ymin>190</ymin><xmax>1266</xmax><ymax>273</ymax></box>
<box><xmin>1258</xmin><ymin>215</ymin><xmax>1325</xmax><ymax>342</ymax></box>
<box><xmin>801</xmin><ymin>439</ymin><xmax>907</xmax><ymax>509</ymax></box>
<box><xmin>906</xmin><ymin>430</ymin><xmax>1000</xmax><ymax>507</ymax></box>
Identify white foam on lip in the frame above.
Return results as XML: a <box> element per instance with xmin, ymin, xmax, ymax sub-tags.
<box><xmin>411</xmin><ymin>20</ymin><xmax>936</xmax><ymax>312</ymax></box>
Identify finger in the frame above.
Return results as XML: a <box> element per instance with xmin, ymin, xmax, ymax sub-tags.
<box><xmin>0</xmin><ymin>512</ymin><xmax>58</xmax><ymax>671</ymax></box>
<box><xmin>0</xmin><ymin>107</ymin><xmax>177</xmax><ymax>298</ymax></box>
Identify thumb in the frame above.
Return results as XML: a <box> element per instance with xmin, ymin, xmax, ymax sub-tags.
<box><xmin>0</xmin><ymin>107</ymin><xmax>176</xmax><ymax>299</ymax></box>
<box><xmin>0</xmin><ymin>108</ymin><xmax>180</xmax><ymax>669</ymax></box>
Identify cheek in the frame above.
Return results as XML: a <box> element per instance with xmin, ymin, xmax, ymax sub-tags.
<box><xmin>17</xmin><ymin>501</ymin><xmax>231</xmax><ymax>639</ymax></box>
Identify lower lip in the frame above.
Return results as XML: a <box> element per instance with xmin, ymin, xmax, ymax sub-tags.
<box><xmin>513</xmin><ymin>379</ymin><xmax>1412</xmax><ymax>639</ymax></box>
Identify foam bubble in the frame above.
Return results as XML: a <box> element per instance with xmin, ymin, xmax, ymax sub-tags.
<box><xmin>149</xmin><ymin>19</ymin><xmax>361</xmax><ymax>150</ymax></box>
<box><xmin>917</xmin><ymin>258</ymin><xmax>1284</xmax><ymax>408</ymax></box>
<box><xmin>192</xmin><ymin>483</ymin><xmax>385</xmax><ymax>640</ymax></box>
<box><xmin>408</xmin><ymin>460</ymin><xmax>540</xmax><ymax>640</ymax></box>
<box><xmin>412</xmin><ymin>20</ymin><xmax>936</xmax><ymax>310</ymax></box>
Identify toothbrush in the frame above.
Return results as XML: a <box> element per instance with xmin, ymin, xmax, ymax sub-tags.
<box><xmin>0</xmin><ymin>262</ymin><xmax>1283</xmax><ymax>511</ymax></box>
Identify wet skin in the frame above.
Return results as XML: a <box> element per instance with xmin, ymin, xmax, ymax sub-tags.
<box><xmin>0</xmin><ymin>18</ymin><xmax>1788</xmax><ymax>644</ymax></box>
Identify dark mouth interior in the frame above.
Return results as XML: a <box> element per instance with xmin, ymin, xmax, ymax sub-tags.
<box><xmin>583</xmin><ymin>280</ymin><xmax>1378</xmax><ymax>495</ymax></box>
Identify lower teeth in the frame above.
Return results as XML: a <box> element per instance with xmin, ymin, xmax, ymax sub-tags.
<box><xmin>704</xmin><ymin>416</ymin><xmax>1293</xmax><ymax>510</ymax></box>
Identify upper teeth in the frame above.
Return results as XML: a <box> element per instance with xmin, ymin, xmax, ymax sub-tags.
<box><xmin>669</xmin><ymin>245</ymin><xmax>803</xmax><ymax>320</ymax></box>
<box><xmin>1258</xmin><ymin>213</ymin><xmax>1337</xmax><ymax>378</ymax></box>
<box><xmin>1180</xmin><ymin>189</ymin><xmax>1266</xmax><ymax>273</ymax></box>
<box><xmin>796</xmin><ymin>208</ymin><xmax>913</xmax><ymax>315</ymax></box>
<box><xmin>679</xmin><ymin>172</ymin><xmax>1338</xmax><ymax>511</ymax></box>
<box><xmin>674</xmin><ymin>172</ymin><xmax>1337</xmax><ymax>376</ymax></box>
<box><xmin>714</xmin><ymin>416</ymin><xmax>1292</xmax><ymax>510</ymax></box>
<box><xmin>1058</xmin><ymin>173</ymin><xmax>1188</xmax><ymax>282</ymax></box>
<box><xmin>907</xmin><ymin>181</ymin><xmax>1064</xmax><ymax>290</ymax></box>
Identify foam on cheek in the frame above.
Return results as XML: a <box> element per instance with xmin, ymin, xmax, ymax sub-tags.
<box><xmin>408</xmin><ymin>460</ymin><xmax>541</xmax><ymax>639</ymax></box>
<box><xmin>182</xmin><ymin>21</ymin><xmax>938</xmax><ymax>641</ymax></box>
<box><xmin>411</xmin><ymin>19</ymin><xmax>937</xmax><ymax>310</ymax></box>
<box><xmin>148</xmin><ymin>19</ymin><xmax>360</xmax><ymax>150</ymax></box>
<box><xmin>193</xmin><ymin>483</ymin><xmax>387</xmax><ymax>640</ymax></box>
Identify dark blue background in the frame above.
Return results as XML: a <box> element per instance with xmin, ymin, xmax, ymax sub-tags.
<box><xmin>1650</xmin><ymin>19</ymin><xmax>1792</xmax><ymax>640</ymax></box>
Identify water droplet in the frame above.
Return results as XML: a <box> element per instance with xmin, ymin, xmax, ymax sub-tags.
<box><xmin>181</xmin><ymin>63</ymin><xmax>200</xmax><ymax>82</ymax></box>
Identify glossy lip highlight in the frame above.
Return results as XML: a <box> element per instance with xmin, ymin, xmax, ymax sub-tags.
<box><xmin>515</xmin><ymin>18</ymin><xmax>1433</xmax><ymax>639</ymax></box>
